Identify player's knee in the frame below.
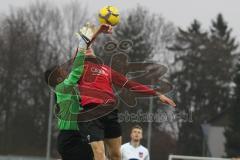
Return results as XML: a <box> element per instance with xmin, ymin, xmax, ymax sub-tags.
<box><xmin>92</xmin><ymin>148</ymin><xmax>105</xmax><ymax>160</ymax></box>
<box><xmin>91</xmin><ymin>142</ymin><xmax>105</xmax><ymax>159</ymax></box>
<box><xmin>110</xmin><ymin>150</ymin><xmax>121</xmax><ymax>160</ymax></box>
<box><xmin>95</xmin><ymin>148</ymin><xmax>105</xmax><ymax>156</ymax></box>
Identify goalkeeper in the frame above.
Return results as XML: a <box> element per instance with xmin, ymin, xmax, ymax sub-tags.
<box><xmin>45</xmin><ymin>24</ymin><xmax>112</xmax><ymax>160</ymax></box>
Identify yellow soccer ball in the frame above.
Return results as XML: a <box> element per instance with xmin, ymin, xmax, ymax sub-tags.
<box><xmin>98</xmin><ymin>6</ymin><xmax>120</xmax><ymax>26</ymax></box>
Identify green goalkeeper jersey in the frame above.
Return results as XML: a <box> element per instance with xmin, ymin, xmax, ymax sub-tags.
<box><xmin>55</xmin><ymin>49</ymin><xmax>85</xmax><ymax>130</ymax></box>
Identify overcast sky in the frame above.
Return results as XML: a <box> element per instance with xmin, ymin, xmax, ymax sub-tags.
<box><xmin>0</xmin><ymin>0</ymin><xmax>239</xmax><ymax>39</ymax></box>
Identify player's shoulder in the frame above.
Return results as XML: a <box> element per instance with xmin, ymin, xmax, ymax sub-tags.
<box><xmin>121</xmin><ymin>142</ymin><xmax>130</xmax><ymax>149</ymax></box>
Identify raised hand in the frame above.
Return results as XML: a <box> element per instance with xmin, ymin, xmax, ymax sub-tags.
<box><xmin>158</xmin><ymin>94</ymin><xmax>176</xmax><ymax>107</ymax></box>
<box><xmin>98</xmin><ymin>24</ymin><xmax>113</xmax><ymax>34</ymax></box>
<box><xmin>75</xmin><ymin>22</ymin><xmax>99</xmax><ymax>49</ymax></box>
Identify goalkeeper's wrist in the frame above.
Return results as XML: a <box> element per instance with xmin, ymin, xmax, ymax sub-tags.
<box><xmin>78</xmin><ymin>47</ymin><xmax>86</xmax><ymax>52</ymax></box>
<box><xmin>78</xmin><ymin>36</ymin><xmax>88</xmax><ymax>49</ymax></box>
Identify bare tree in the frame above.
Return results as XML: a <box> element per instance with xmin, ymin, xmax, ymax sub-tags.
<box><xmin>0</xmin><ymin>1</ymin><xmax>90</xmax><ymax>156</ymax></box>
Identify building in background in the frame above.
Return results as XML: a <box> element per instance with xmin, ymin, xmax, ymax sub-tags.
<box><xmin>201</xmin><ymin>108</ymin><xmax>231</xmax><ymax>157</ymax></box>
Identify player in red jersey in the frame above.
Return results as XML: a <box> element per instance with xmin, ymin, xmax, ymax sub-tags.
<box><xmin>75</xmin><ymin>24</ymin><xmax>176</xmax><ymax>160</ymax></box>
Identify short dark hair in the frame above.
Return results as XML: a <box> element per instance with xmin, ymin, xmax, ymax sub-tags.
<box><xmin>44</xmin><ymin>65</ymin><xmax>59</xmax><ymax>87</ymax></box>
<box><xmin>44</xmin><ymin>59</ymin><xmax>73</xmax><ymax>87</ymax></box>
<box><xmin>131</xmin><ymin>124</ymin><xmax>143</xmax><ymax>131</ymax></box>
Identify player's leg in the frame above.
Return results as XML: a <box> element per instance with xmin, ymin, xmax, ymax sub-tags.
<box><xmin>78</xmin><ymin>105</ymin><xmax>120</xmax><ymax>160</ymax></box>
<box><xmin>78</xmin><ymin>117</ymin><xmax>106</xmax><ymax>160</ymax></box>
<box><xmin>103</xmin><ymin>109</ymin><xmax>122</xmax><ymax>160</ymax></box>
<box><xmin>104</xmin><ymin>136</ymin><xmax>122</xmax><ymax>160</ymax></box>
<box><xmin>57</xmin><ymin>130</ymin><xmax>93</xmax><ymax>160</ymax></box>
<box><xmin>90</xmin><ymin>140</ymin><xmax>106</xmax><ymax>160</ymax></box>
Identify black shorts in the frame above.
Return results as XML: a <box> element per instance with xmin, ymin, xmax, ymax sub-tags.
<box><xmin>78</xmin><ymin>109</ymin><xmax>122</xmax><ymax>142</ymax></box>
<box><xmin>57</xmin><ymin>130</ymin><xmax>93</xmax><ymax>160</ymax></box>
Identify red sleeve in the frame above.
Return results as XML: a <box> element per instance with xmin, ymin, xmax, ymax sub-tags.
<box><xmin>124</xmin><ymin>80</ymin><xmax>157</xmax><ymax>95</ymax></box>
<box><xmin>110</xmin><ymin>68</ymin><xmax>128</xmax><ymax>87</ymax></box>
<box><xmin>111</xmin><ymin>68</ymin><xmax>157</xmax><ymax>96</ymax></box>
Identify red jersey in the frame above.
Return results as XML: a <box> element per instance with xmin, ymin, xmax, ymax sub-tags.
<box><xmin>77</xmin><ymin>57</ymin><xmax>157</xmax><ymax>106</ymax></box>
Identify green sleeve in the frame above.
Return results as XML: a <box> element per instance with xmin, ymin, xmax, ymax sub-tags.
<box><xmin>63</xmin><ymin>49</ymin><xmax>85</xmax><ymax>86</ymax></box>
<box><xmin>55</xmin><ymin>49</ymin><xmax>85</xmax><ymax>130</ymax></box>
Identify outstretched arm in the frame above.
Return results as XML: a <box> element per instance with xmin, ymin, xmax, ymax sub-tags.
<box><xmin>111</xmin><ymin>69</ymin><xmax>176</xmax><ymax>107</ymax></box>
<box><xmin>63</xmin><ymin>28</ymin><xmax>90</xmax><ymax>86</ymax></box>
<box><xmin>64</xmin><ymin>48</ymin><xmax>85</xmax><ymax>86</ymax></box>
<box><xmin>88</xmin><ymin>24</ymin><xmax>113</xmax><ymax>47</ymax></box>
<box><xmin>76</xmin><ymin>23</ymin><xmax>113</xmax><ymax>49</ymax></box>
<box><xmin>65</xmin><ymin>24</ymin><xmax>113</xmax><ymax>85</ymax></box>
